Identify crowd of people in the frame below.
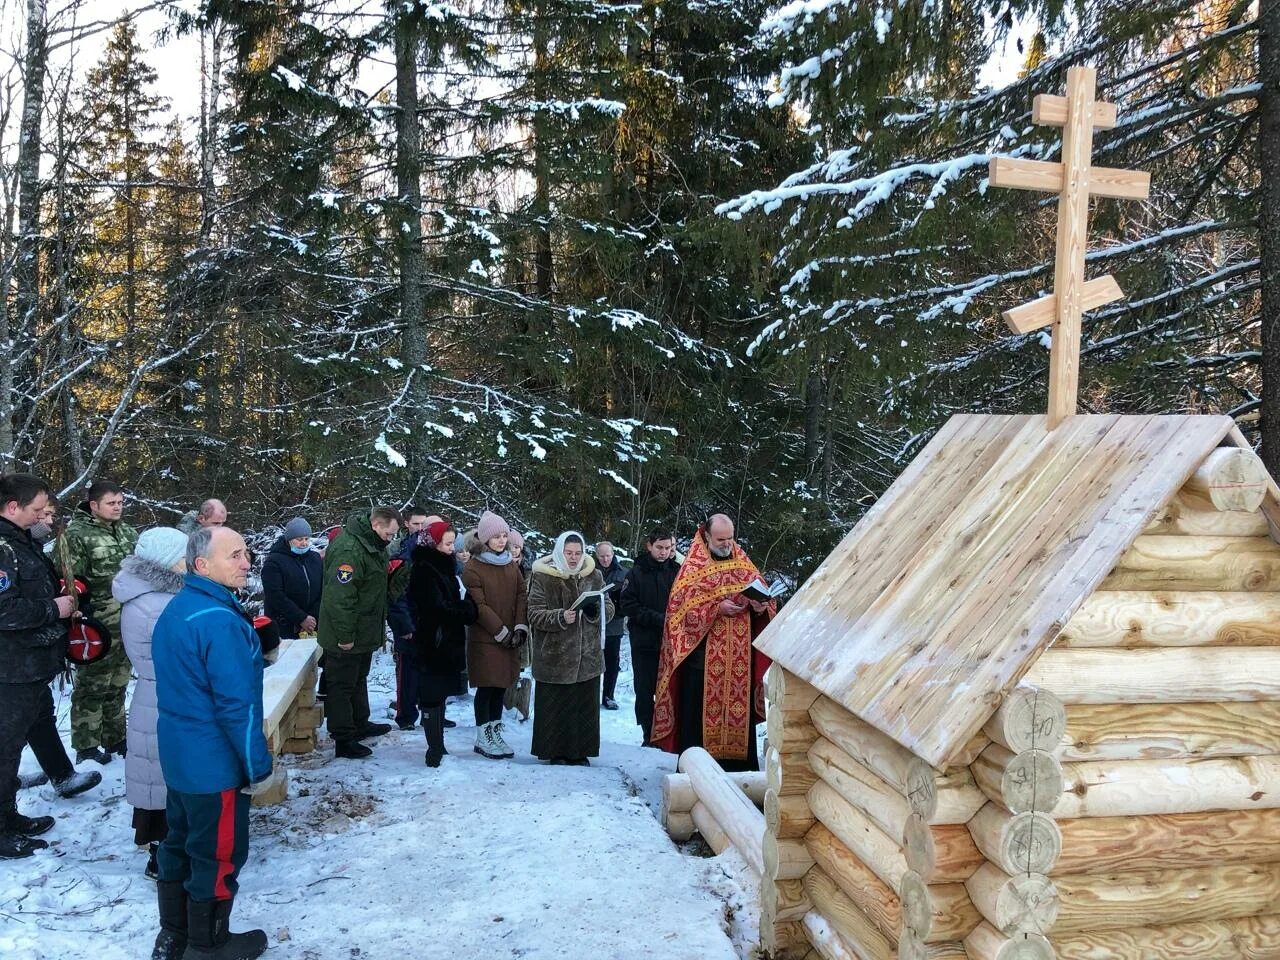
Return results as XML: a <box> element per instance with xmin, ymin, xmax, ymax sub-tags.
<box><xmin>0</xmin><ymin>471</ymin><xmax>778</xmax><ymax>960</ymax></box>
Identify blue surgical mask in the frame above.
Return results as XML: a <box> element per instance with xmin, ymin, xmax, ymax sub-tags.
<box><xmin>291</xmin><ymin>545</ymin><xmax>311</xmax><ymax>555</ymax></box>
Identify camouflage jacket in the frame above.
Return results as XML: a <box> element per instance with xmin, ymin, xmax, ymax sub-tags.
<box><xmin>58</xmin><ymin>505</ymin><xmax>139</xmax><ymax>634</ymax></box>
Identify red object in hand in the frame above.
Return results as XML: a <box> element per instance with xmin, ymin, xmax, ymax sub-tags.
<box><xmin>387</xmin><ymin>558</ymin><xmax>405</xmax><ymax>576</ymax></box>
<box><xmin>67</xmin><ymin>617</ymin><xmax>111</xmax><ymax>665</ymax></box>
<box><xmin>58</xmin><ymin>577</ymin><xmax>88</xmax><ymax>596</ymax></box>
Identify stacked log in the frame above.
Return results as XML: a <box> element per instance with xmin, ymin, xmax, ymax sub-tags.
<box><xmin>256</xmin><ymin>639</ymin><xmax>323</xmax><ymax>806</ymax></box>
<box><xmin>1011</xmin><ymin>460</ymin><xmax>1280</xmax><ymax>957</ymax></box>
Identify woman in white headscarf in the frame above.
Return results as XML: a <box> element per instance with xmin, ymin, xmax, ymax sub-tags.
<box><xmin>526</xmin><ymin>531</ymin><xmax>614</xmax><ymax>765</ymax></box>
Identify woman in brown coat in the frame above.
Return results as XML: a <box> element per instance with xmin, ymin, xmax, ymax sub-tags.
<box><xmin>527</xmin><ymin>530</ymin><xmax>614</xmax><ymax>765</ymax></box>
<box><xmin>462</xmin><ymin>511</ymin><xmax>528</xmax><ymax>760</ymax></box>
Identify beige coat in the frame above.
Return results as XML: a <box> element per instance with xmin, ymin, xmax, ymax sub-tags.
<box><xmin>527</xmin><ymin>555</ymin><xmax>615</xmax><ymax>685</ymax></box>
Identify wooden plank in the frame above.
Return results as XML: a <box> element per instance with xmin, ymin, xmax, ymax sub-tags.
<box><xmin>1057</xmin><ymin>755</ymin><xmax>1280</xmax><ymax>818</ymax></box>
<box><xmin>988</xmin><ymin>156</ymin><xmax>1151</xmax><ymax>201</ymax></box>
<box><xmin>1057</xmin><ymin>590</ymin><xmax>1280</xmax><ymax>647</ymax></box>
<box><xmin>1061</xmin><ymin>701</ymin><xmax>1280</xmax><ymax>761</ymax></box>
<box><xmin>1143</xmin><ymin>492</ymin><xmax>1270</xmax><ymax>536</ymax></box>
<box><xmin>756</xmin><ymin>413</ymin><xmax>1016</xmax><ymax>680</ymax></box>
<box><xmin>1002</xmin><ymin>275</ymin><xmax>1123</xmax><ymax>334</ymax></box>
<box><xmin>1100</xmin><ymin>534</ymin><xmax>1280</xmax><ymax>591</ymax></box>
<box><xmin>1053</xmin><ymin>914</ymin><xmax>1280</xmax><ymax>960</ymax></box>
<box><xmin>262</xmin><ymin>638</ymin><xmax>321</xmax><ymax>735</ymax></box>
<box><xmin>1031</xmin><ymin>93</ymin><xmax>1117</xmax><ymax>129</ymax></box>
<box><xmin>1025</xmin><ymin>647</ymin><xmax>1280</xmax><ymax>703</ymax></box>
<box><xmin>1052</xmin><ymin>862</ymin><xmax>1280</xmax><ymax>934</ymax></box>
<box><xmin>249</xmin><ymin>763</ymin><xmax>287</xmax><ymax>808</ymax></box>
<box><xmin>1053</xmin><ymin>808</ymin><xmax>1280</xmax><ymax>876</ymax></box>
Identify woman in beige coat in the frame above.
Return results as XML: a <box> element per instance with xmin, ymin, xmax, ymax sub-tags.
<box><xmin>527</xmin><ymin>530</ymin><xmax>614</xmax><ymax>765</ymax></box>
<box><xmin>462</xmin><ymin>511</ymin><xmax>528</xmax><ymax>759</ymax></box>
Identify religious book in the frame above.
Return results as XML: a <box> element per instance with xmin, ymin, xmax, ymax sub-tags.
<box><xmin>740</xmin><ymin>578</ymin><xmax>786</xmax><ymax>603</ymax></box>
<box><xmin>569</xmin><ymin>581</ymin><xmax>616</xmax><ymax>612</ymax></box>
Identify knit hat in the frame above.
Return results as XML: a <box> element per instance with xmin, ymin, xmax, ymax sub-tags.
<box><xmin>476</xmin><ymin>510</ymin><xmax>509</xmax><ymax>545</ymax></box>
<box><xmin>135</xmin><ymin>527</ymin><xmax>189</xmax><ymax>569</ymax></box>
<box><xmin>426</xmin><ymin>519</ymin><xmax>453</xmax><ymax>547</ymax></box>
<box><xmin>283</xmin><ymin>517</ymin><xmax>312</xmax><ymax>541</ymax></box>
<box><xmin>507</xmin><ymin>530</ymin><xmax>524</xmax><ymax>553</ymax></box>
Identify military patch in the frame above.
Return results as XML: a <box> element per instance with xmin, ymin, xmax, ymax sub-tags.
<box><xmin>335</xmin><ymin>563</ymin><xmax>355</xmax><ymax>584</ymax></box>
<box><xmin>0</xmin><ymin>569</ymin><xmax>9</xmax><ymax>592</ymax></box>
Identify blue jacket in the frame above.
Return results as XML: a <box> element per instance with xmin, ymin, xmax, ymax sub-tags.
<box><xmin>386</xmin><ymin>534</ymin><xmax>419</xmax><ymax>652</ymax></box>
<box><xmin>153</xmin><ymin>573</ymin><xmax>273</xmax><ymax>794</ymax></box>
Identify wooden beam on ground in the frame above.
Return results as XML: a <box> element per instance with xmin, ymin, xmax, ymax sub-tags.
<box><xmin>678</xmin><ymin>747</ymin><xmax>765</xmax><ymax>875</ymax></box>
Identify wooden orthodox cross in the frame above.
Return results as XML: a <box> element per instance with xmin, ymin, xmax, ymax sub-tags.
<box><xmin>990</xmin><ymin>65</ymin><xmax>1151</xmax><ymax>429</ymax></box>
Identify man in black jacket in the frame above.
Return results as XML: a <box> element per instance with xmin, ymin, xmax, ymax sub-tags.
<box><xmin>595</xmin><ymin>541</ymin><xmax>628</xmax><ymax>711</ymax></box>
<box><xmin>619</xmin><ymin>528</ymin><xmax>678</xmax><ymax>745</ymax></box>
<box><xmin>0</xmin><ymin>474</ymin><xmax>99</xmax><ymax>859</ymax></box>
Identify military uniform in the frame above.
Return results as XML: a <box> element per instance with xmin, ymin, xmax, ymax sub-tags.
<box><xmin>58</xmin><ymin>505</ymin><xmax>138</xmax><ymax>752</ymax></box>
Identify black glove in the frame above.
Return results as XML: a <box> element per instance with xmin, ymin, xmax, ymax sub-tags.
<box><xmin>579</xmin><ymin>596</ymin><xmax>602</xmax><ymax>620</ymax></box>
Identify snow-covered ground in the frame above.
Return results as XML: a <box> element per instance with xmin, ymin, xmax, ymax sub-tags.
<box><xmin>2</xmin><ymin>645</ymin><xmax>760</xmax><ymax>960</ymax></box>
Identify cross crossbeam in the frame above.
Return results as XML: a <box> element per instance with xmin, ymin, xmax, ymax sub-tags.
<box><xmin>990</xmin><ymin>66</ymin><xmax>1152</xmax><ymax>428</ymax></box>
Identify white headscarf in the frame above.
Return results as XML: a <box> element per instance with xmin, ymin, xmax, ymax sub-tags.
<box><xmin>551</xmin><ymin>530</ymin><xmax>587</xmax><ymax>576</ymax></box>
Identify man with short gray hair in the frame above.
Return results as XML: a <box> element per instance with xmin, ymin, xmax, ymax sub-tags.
<box><xmin>595</xmin><ymin>541</ymin><xmax>627</xmax><ymax>711</ymax></box>
<box><xmin>150</xmin><ymin>526</ymin><xmax>271</xmax><ymax>959</ymax></box>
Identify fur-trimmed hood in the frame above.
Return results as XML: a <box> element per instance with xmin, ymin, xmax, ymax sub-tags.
<box><xmin>112</xmin><ymin>554</ymin><xmax>185</xmax><ymax>605</ymax></box>
<box><xmin>532</xmin><ymin>552</ymin><xmax>595</xmax><ymax>580</ymax></box>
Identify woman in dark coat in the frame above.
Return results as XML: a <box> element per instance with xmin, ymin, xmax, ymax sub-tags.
<box><xmin>410</xmin><ymin>520</ymin><xmax>478</xmax><ymax>767</ymax></box>
<box><xmin>527</xmin><ymin>530</ymin><xmax>614</xmax><ymax>765</ymax></box>
<box><xmin>260</xmin><ymin>517</ymin><xmax>323</xmax><ymax>639</ymax></box>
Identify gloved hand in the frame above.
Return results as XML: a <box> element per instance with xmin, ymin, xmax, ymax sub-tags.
<box><xmin>513</xmin><ymin>625</ymin><xmax>530</xmax><ymax>646</ymax></box>
<box><xmin>241</xmin><ymin>775</ymin><xmax>274</xmax><ymax>797</ymax></box>
<box><xmin>494</xmin><ymin>625</ymin><xmax>511</xmax><ymax>647</ymax></box>
<box><xmin>579</xmin><ymin>596</ymin><xmax>602</xmax><ymax>620</ymax></box>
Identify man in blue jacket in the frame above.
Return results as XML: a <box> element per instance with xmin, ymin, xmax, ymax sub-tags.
<box><xmin>150</xmin><ymin>526</ymin><xmax>273</xmax><ymax>960</ymax></box>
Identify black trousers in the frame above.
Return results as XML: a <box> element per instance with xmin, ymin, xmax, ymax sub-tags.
<box><xmin>629</xmin><ymin>643</ymin><xmax>660</xmax><ymax>742</ymax></box>
<box><xmin>474</xmin><ymin>686</ymin><xmax>504</xmax><ymax>725</ymax></box>
<box><xmin>1</xmin><ymin>680</ymin><xmax>73</xmax><ymax>812</ymax></box>
<box><xmin>324</xmin><ymin>649</ymin><xmax>373</xmax><ymax>742</ymax></box>
<box><xmin>394</xmin><ymin>652</ymin><xmax>419</xmax><ymax>726</ymax></box>
<box><xmin>602</xmin><ymin>634</ymin><xmax>622</xmax><ymax>700</ymax></box>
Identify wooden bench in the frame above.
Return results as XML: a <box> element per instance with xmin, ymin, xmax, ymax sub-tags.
<box><xmin>254</xmin><ymin>638</ymin><xmax>323</xmax><ymax>806</ymax></box>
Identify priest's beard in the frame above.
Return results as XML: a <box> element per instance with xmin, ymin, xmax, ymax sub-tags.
<box><xmin>709</xmin><ymin>544</ymin><xmax>732</xmax><ymax>560</ymax></box>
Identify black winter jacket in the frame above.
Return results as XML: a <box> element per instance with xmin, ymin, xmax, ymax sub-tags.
<box><xmin>386</xmin><ymin>534</ymin><xmax>419</xmax><ymax>652</ymax></box>
<box><xmin>599</xmin><ymin>558</ymin><xmax>628</xmax><ymax>638</ymax></box>
<box><xmin>619</xmin><ymin>551</ymin><xmax>679</xmax><ymax>652</ymax></box>
<box><xmin>409</xmin><ymin>545</ymin><xmax>478</xmax><ymax>703</ymax></box>
<box><xmin>260</xmin><ymin>537</ymin><xmax>323</xmax><ymax>639</ymax></box>
<box><xmin>0</xmin><ymin>517</ymin><xmax>68</xmax><ymax>683</ymax></box>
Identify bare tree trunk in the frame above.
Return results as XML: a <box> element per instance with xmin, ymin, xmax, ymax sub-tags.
<box><xmin>394</xmin><ymin>4</ymin><xmax>428</xmax><ymax>475</ymax></box>
<box><xmin>52</xmin><ymin>107</ymin><xmax>84</xmax><ymax>479</ymax></box>
<box><xmin>4</xmin><ymin>0</ymin><xmax>49</xmax><ymax>467</ymax></box>
<box><xmin>1261</xmin><ymin>0</ymin><xmax>1280</xmax><ymax>475</ymax></box>
<box><xmin>532</xmin><ymin>4</ymin><xmax>553</xmax><ymax>300</ymax></box>
<box><xmin>199</xmin><ymin>22</ymin><xmax>223</xmax><ymax>445</ymax></box>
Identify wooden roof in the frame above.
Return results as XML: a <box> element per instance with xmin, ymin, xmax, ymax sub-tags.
<box><xmin>754</xmin><ymin>414</ymin><xmax>1236</xmax><ymax>769</ymax></box>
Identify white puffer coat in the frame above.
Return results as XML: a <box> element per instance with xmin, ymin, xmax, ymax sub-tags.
<box><xmin>112</xmin><ymin>556</ymin><xmax>184</xmax><ymax>811</ymax></box>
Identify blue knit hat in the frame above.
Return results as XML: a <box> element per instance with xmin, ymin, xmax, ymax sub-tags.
<box><xmin>136</xmin><ymin>527</ymin><xmax>188</xmax><ymax>569</ymax></box>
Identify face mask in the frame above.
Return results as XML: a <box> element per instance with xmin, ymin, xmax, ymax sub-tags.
<box><xmin>29</xmin><ymin>521</ymin><xmax>53</xmax><ymax>544</ymax></box>
<box><xmin>291</xmin><ymin>545</ymin><xmax>311</xmax><ymax>556</ymax></box>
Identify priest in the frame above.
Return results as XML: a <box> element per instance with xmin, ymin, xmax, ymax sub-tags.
<box><xmin>651</xmin><ymin>514</ymin><xmax>774</xmax><ymax>771</ymax></box>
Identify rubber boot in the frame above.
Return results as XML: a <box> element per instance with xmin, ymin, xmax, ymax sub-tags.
<box><xmin>182</xmin><ymin>898</ymin><xmax>267</xmax><ymax>960</ymax></box>
<box><xmin>152</xmin><ymin>880</ymin><xmax>187</xmax><ymax>960</ymax></box>
<box><xmin>423</xmin><ymin>706</ymin><xmax>446</xmax><ymax>768</ymax></box>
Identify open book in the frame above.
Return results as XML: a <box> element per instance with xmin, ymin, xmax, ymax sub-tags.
<box><xmin>569</xmin><ymin>581</ymin><xmax>616</xmax><ymax>612</ymax></box>
<box><xmin>740</xmin><ymin>578</ymin><xmax>786</xmax><ymax>603</ymax></box>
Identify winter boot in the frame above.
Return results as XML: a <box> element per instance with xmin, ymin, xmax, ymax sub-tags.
<box><xmin>0</xmin><ymin>832</ymin><xmax>47</xmax><ymax>858</ymax></box>
<box><xmin>423</xmin><ymin>707</ymin><xmax>447</xmax><ymax>768</ymax></box>
<box><xmin>602</xmin><ymin>696</ymin><xmax>619</xmax><ymax>710</ymax></box>
<box><xmin>17</xmin><ymin>771</ymin><xmax>49</xmax><ymax>789</ymax></box>
<box><xmin>181</xmin><ymin>898</ymin><xmax>266</xmax><ymax>960</ymax></box>
<box><xmin>490</xmin><ymin>721</ymin><xmax>516</xmax><ymax>759</ymax></box>
<box><xmin>334</xmin><ymin>739</ymin><xmax>372</xmax><ymax>760</ymax></box>
<box><xmin>146</xmin><ymin>842</ymin><xmax>160</xmax><ymax>880</ymax></box>
<box><xmin>4</xmin><ymin>808</ymin><xmax>54</xmax><ymax>837</ymax></box>
<box><xmin>54</xmin><ymin>769</ymin><xmax>102</xmax><ymax>798</ymax></box>
<box><xmin>473</xmin><ymin>722</ymin><xmax>504</xmax><ymax>760</ymax></box>
<box><xmin>358</xmin><ymin>721</ymin><xmax>393</xmax><ymax>739</ymax></box>
<box><xmin>152</xmin><ymin>880</ymin><xmax>187</xmax><ymax>960</ymax></box>
<box><xmin>443</xmin><ymin>717</ymin><xmax>457</xmax><ymax>728</ymax></box>
<box><xmin>77</xmin><ymin>747</ymin><xmax>112</xmax><ymax>765</ymax></box>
